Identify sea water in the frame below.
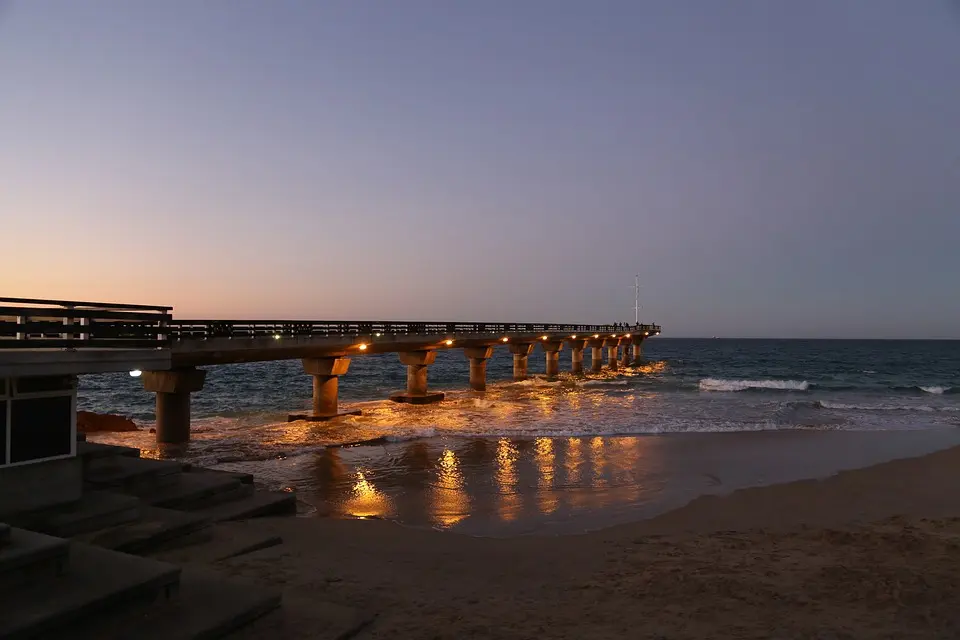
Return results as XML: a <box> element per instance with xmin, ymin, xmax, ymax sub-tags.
<box><xmin>81</xmin><ymin>339</ymin><xmax>960</xmax><ymax>534</ymax></box>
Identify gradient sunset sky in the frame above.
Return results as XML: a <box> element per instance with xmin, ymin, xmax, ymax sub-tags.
<box><xmin>2</xmin><ymin>1</ymin><xmax>958</xmax><ymax>338</ymax></box>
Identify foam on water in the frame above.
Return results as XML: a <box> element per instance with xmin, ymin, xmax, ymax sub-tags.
<box><xmin>699</xmin><ymin>378</ymin><xmax>810</xmax><ymax>392</ymax></box>
<box><xmin>920</xmin><ymin>386</ymin><xmax>952</xmax><ymax>395</ymax></box>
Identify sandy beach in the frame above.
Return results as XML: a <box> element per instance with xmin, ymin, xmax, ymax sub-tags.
<box><xmin>150</xmin><ymin>442</ymin><xmax>960</xmax><ymax>639</ymax></box>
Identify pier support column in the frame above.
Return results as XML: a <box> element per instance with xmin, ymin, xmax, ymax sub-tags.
<box><xmin>620</xmin><ymin>339</ymin><xmax>632</xmax><ymax>368</ymax></box>
<box><xmin>390</xmin><ymin>351</ymin><xmax>445</xmax><ymax>404</ymax></box>
<box><xmin>142</xmin><ymin>368</ymin><xmax>206</xmax><ymax>445</ymax></box>
<box><xmin>463</xmin><ymin>347</ymin><xmax>494</xmax><ymax>391</ymax></box>
<box><xmin>587</xmin><ymin>338</ymin><xmax>604</xmax><ymax>373</ymax></box>
<box><xmin>542</xmin><ymin>341</ymin><xmax>563</xmax><ymax>379</ymax></box>
<box><xmin>604</xmin><ymin>339</ymin><xmax>619</xmax><ymax>372</ymax></box>
<box><xmin>289</xmin><ymin>357</ymin><xmax>361</xmax><ymax>422</ymax></box>
<box><xmin>631</xmin><ymin>337</ymin><xmax>645</xmax><ymax>365</ymax></box>
<box><xmin>566</xmin><ymin>339</ymin><xmax>587</xmax><ymax>375</ymax></box>
<box><xmin>509</xmin><ymin>343</ymin><xmax>535</xmax><ymax>381</ymax></box>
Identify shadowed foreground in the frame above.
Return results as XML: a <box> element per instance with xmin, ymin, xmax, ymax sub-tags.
<box><xmin>187</xmin><ymin>444</ymin><xmax>960</xmax><ymax>639</ymax></box>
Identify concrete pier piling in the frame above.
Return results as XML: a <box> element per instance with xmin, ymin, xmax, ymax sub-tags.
<box><xmin>542</xmin><ymin>340</ymin><xmax>563</xmax><ymax>379</ymax></box>
<box><xmin>288</xmin><ymin>357</ymin><xmax>361</xmax><ymax>422</ymax></box>
<box><xmin>142</xmin><ymin>367</ymin><xmax>206</xmax><ymax>444</ymax></box>
<box><xmin>509</xmin><ymin>343</ymin><xmax>535</xmax><ymax>381</ymax></box>
<box><xmin>604</xmin><ymin>338</ymin><xmax>620</xmax><ymax>372</ymax></box>
<box><xmin>567</xmin><ymin>339</ymin><xmax>587</xmax><ymax>375</ymax></box>
<box><xmin>587</xmin><ymin>338</ymin><xmax>605</xmax><ymax>373</ymax></box>
<box><xmin>390</xmin><ymin>351</ymin><xmax>445</xmax><ymax>404</ymax></box>
<box><xmin>463</xmin><ymin>347</ymin><xmax>494</xmax><ymax>391</ymax></box>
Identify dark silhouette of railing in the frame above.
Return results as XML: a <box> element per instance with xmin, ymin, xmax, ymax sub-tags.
<box><xmin>0</xmin><ymin>298</ymin><xmax>661</xmax><ymax>348</ymax></box>
<box><xmin>166</xmin><ymin>320</ymin><xmax>661</xmax><ymax>340</ymax></box>
<box><xmin>0</xmin><ymin>298</ymin><xmax>171</xmax><ymax>349</ymax></box>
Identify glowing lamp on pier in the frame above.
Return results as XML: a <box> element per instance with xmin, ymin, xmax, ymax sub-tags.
<box><xmin>273</xmin><ymin>334</ymin><xmax>281</xmax><ymax>340</ymax></box>
<box><xmin>541</xmin><ymin>335</ymin><xmax>548</xmax><ymax>341</ymax></box>
<box><xmin>571</xmin><ymin>335</ymin><xmax>577</xmax><ymax>339</ymax></box>
<box><xmin>593</xmin><ymin>334</ymin><xmax>599</xmax><ymax>339</ymax></box>
<box><xmin>644</xmin><ymin>331</ymin><xmax>649</xmax><ymax>336</ymax></box>
<box><xmin>611</xmin><ymin>334</ymin><xmax>616</xmax><ymax>338</ymax></box>
<box><xmin>445</xmin><ymin>339</ymin><xmax>454</xmax><ymax>346</ymax></box>
<box><xmin>625</xmin><ymin>333</ymin><xmax>631</xmax><ymax>338</ymax></box>
<box><xmin>129</xmin><ymin>369</ymin><xmax>142</xmax><ymax>378</ymax></box>
<box><xmin>358</xmin><ymin>343</ymin><xmax>368</xmax><ymax>351</ymax></box>
<box><xmin>375</xmin><ymin>333</ymin><xmax>382</xmax><ymax>338</ymax></box>
<box><xmin>501</xmin><ymin>337</ymin><xmax>509</xmax><ymax>343</ymax></box>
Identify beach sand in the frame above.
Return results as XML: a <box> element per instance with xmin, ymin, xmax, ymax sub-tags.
<box><xmin>174</xmin><ymin>443</ymin><xmax>960</xmax><ymax>639</ymax></box>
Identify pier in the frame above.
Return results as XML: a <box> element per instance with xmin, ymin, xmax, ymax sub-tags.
<box><xmin>1</xmin><ymin>298</ymin><xmax>660</xmax><ymax>447</ymax></box>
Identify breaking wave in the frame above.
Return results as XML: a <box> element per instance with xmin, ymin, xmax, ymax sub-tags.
<box><xmin>699</xmin><ymin>378</ymin><xmax>810</xmax><ymax>392</ymax></box>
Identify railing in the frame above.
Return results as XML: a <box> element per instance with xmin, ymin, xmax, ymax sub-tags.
<box><xmin>166</xmin><ymin>320</ymin><xmax>661</xmax><ymax>340</ymax></box>
<box><xmin>0</xmin><ymin>298</ymin><xmax>661</xmax><ymax>348</ymax></box>
<box><xmin>0</xmin><ymin>298</ymin><xmax>172</xmax><ymax>350</ymax></box>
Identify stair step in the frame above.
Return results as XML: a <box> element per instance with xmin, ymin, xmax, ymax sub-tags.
<box><xmin>86</xmin><ymin>456</ymin><xmax>184</xmax><ymax>492</ymax></box>
<box><xmin>67</xmin><ymin>567</ymin><xmax>280</xmax><ymax>640</ymax></box>
<box><xmin>150</xmin><ymin>521</ymin><xmax>283</xmax><ymax>565</ymax></box>
<box><xmin>10</xmin><ymin>491</ymin><xmax>142</xmax><ymax>538</ymax></box>
<box><xmin>0</xmin><ymin>527</ymin><xmax>69</xmax><ymax>591</ymax></box>
<box><xmin>134</xmin><ymin>472</ymin><xmax>247</xmax><ymax>510</ymax></box>
<box><xmin>78</xmin><ymin>441</ymin><xmax>141</xmax><ymax>461</ymax></box>
<box><xmin>194</xmin><ymin>491</ymin><xmax>297</xmax><ymax>523</ymax></box>
<box><xmin>185</xmin><ymin>466</ymin><xmax>255</xmax><ymax>485</ymax></box>
<box><xmin>74</xmin><ymin>506</ymin><xmax>210</xmax><ymax>555</ymax></box>
<box><xmin>0</xmin><ymin>542</ymin><xmax>180</xmax><ymax>640</ymax></box>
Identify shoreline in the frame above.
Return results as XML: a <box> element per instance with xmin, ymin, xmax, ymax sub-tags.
<box><xmin>164</xmin><ymin>442</ymin><xmax>960</xmax><ymax>638</ymax></box>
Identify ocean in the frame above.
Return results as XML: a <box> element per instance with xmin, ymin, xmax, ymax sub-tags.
<box><xmin>81</xmin><ymin>339</ymin><xmax>960</xmax><ymax>535</ymax></box>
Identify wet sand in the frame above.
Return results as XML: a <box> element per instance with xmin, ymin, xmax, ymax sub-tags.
<box><xmin>170</xmin><ymin>437</ymin><xmax>960</xmax><ymax>638</ymax></box>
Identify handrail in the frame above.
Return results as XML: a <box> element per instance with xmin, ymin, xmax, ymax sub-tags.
<box><xmin>0</xmin><ymin>297</ymin><xmax>172</xmax><ymax>312</ymax></box>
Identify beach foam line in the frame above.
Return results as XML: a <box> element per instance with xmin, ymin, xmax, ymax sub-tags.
<box><xmin>920</xmin><ymin>386</ymin><xmax>953</xmax><ymax>395</ymax></box>
<box><xmin>699</xmin><ymin>378</ymin><xmax>809</xmax><ymax>392</ymax></box>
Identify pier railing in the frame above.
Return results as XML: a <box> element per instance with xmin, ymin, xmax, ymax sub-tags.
<box><xmin>0</xmin><ymin>297</ymin><xmax>172</xmax><ymax>349</ymax></box>
<box><xmin>0</xmin><ymin>298</ymin><xmax>661</xmax><ymax>348</ymax></box>
<box><xmin>165</xmin><ymin>320</ymin><xmax>661</xmax><ymax>339</ymax></box>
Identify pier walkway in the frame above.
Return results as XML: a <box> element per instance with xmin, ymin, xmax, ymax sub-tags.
<box><xmin>1</xmin><ymin>297</ymin><xmax>660</xmax><ymax>444</ymax></box>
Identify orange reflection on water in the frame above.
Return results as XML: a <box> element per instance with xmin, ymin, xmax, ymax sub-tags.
<box><xmin>343</xmin><ymin>470</ymin><xmax>393</xmax><ymax>519</ymax></box>
<box><xmin>635</xmin><ymin>360</ymin><xmax>667</xmax><ymax>375</ymax></box>
<box><xmin>432</xmin><ymin>449</ymin><xmax>469</xmax><ymax>527</ymax></box>
<box><xmin>535</xmin><ymin>437</ymin><xmax>558</xmax><ymax>514</ymax></box>
<box><xmin>495</xmin><ymin>438</ymin><xmax>521</xmax><ymax>521</ymax></box>
<box><xmin>565</xmin><ymin>437</ymin><xmax>583</xmax><ymax>485</ymax></box>
<box><xmin>590</xmin><ymin>436</ymin><xmax>607</xmax><ymax>487</ymax></box>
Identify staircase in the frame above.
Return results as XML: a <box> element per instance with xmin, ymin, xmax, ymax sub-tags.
<box><xmin>0</xmin><ymin>442</ymin><xmax>298</xmax><ymax>638</ymax></box>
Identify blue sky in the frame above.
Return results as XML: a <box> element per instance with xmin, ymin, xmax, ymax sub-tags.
<box><xmin>2</xmin><ymin>1</ymin><xmax>958</xmax><ymax>337</ymax></box>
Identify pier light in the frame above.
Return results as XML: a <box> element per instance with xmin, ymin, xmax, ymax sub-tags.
<box><xmin>625</xmin><ymin>333</ymin><xmax>631</xmax><ymax>338</ymax></box>
<box><xmin>611</xmin><ymin>334</ymin><xmax>616</xmax><ymax>338</ymax></box>
<box><xmin>501</xmin><ymin>337</ymin><xmax>509</xmax><ymax>342</ymax></box>
<box><xmin>644</xmin><ymin>331</ymin><xmax>649</xmax><ymax>336</ymax></box>
<box><xmin>445</xmin><ymin>339</ymin><xmax>454</xmax><ymax>346</ymax></box>
<box><xmin>375</xmin><ymin>332</ymin><xmax>382</xmax><ymax>337</ymax></box>
<box><xmin>273</xmin><ymin>334</ymin><xmax>281</xmax><ymax>340</ymax></box>
<box><xmin>541</xmin><ymin>335</ymin><xmax>548</xmax><ymax>341</ymax></box>
<box><xmin>129</xmin><ymin>369</ymin><xmax>142</xmax><ymax>378</ymax></box>
<box><xmin>571</xmin><ymin>335</ymin><xmax>577</xmax><ymax>339</ymax></box>
<box><xmin>593</xmin><ymin>334</ymin><xmax>599</xmax><ymax>338</ymax></box>
<box><xmin>358</xmin><ymin>343</ymin><xmax>368</xmax><ymax>351</ymax></box>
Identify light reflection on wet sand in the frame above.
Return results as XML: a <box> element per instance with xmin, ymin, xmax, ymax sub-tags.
<box><xmin>279</xmin><ymin>429</ymin><xmax>960</xmax><ymax>536</ymax></box>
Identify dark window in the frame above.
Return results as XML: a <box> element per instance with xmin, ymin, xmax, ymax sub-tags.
<box><xmin>10</xmin><ymin>396</ymin><xmax>72</xmax><ymax>463</ymax></box>
<box><xmin>16</xmin><ymin>376</ymin><xmax>75</xmax><ymax>394</ymax></box>
<box><xmin>0</xmin><ymin>400</ymin><xmax>7</xmax><ymax>465</ymax></box>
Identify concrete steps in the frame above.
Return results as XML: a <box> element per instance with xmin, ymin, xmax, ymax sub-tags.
<box><xmin>0</xmin><ymin>527</ymin><xmax>68</xmax><ymax>590</ymax></box>
<box><xmin>66</xmin><ymin>567</ymin><xmax>280</xmax><ymax>640</ymax></box>
<box><xmin>85</xmin><ymin>456</ymin><xmax>184</xmax><ymax>493</ymax></box>
<box><xmin>194</xmin><ymin>489</ymin><xmax>297</xmax><ymax>523</ymax></box>
<box><xmin>150</xmin><ymin>521</ymin><xmax>284</xmax><ymax>565</ymax></box>
<box><xmin>134</xmin><ymin>472</ymin><xmax>254</xmax><ymax>511</ymax></box>
<box><xmin>0</xmin><ymin>541</ymin><xmax>181</xmax><ymax>640</ymax></box>
<box><xmin>10</xmin><ymin>491</ymin><xmax>142</xmax><ymax>538</ymax></box>
<box><xmin>184</xmin><ymin>465</ymin><xmax>255</xmax><ymax>485</ymax></box>
<box><xmin>78</xmin><ymin>441</ymin><xmax>141</xmax><ymax>461</ymax></box>
<box><xmin>74</xmin><ymin>507</ymin><xmax>210</xmax><ymax>555</ymax></box>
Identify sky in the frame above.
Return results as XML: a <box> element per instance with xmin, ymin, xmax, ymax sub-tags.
<box><xmin>1</xmin><ymin>1</ymin><xmax>959</xmax><ymax>338</ymax></box>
